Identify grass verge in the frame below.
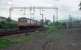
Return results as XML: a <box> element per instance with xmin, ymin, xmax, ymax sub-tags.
<box><xmin>0</xmin><ymin>38</ymin><xmax>12</xmax><ymax>49</ymax></box>
<box><xmin>0</xmin><ymin>35</ymin><xmax>32</xmax><ymax>49</ymax></box>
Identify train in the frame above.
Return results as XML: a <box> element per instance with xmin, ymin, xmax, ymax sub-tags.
<box><xmin>17</xmin><ymin>17</ymin><xmax>44</xmax><ymax>31</ymax></box>
<box><xmin>0</xmin><ymin>17</ymin><xmax>46</xmax><ymax>36</ymax></box>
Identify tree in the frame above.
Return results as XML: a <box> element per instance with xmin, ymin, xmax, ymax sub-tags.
<box><xmin>79</xmin><ymin>2</ymin><xmax>81</xmax><ymax>10</ymax></box>
<box><xmin>40</xmin><ymin>19</ymin><xmax>51</xmax><ymax>25</ymax></box>
<box><xmin>44</xmin><ymin>19</ymin><xmax>51</xmax><ymax>25</ymax></box>
<box><xmin>40</xmin><ymin>19</ymin><xmax>44</xmax><ymax>25</ymax></box>
<box><xmin>6</xmin><ymin>17</ymin><xmax>12</xmax><ymax>22</ymax></box>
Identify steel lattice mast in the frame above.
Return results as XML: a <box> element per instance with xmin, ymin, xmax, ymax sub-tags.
<box><xmin>9</xmin><ymin>7</ymin><xmax>58</xmax><ymax>22</ymax></box>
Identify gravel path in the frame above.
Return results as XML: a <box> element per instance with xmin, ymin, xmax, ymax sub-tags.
<box><xmin>64</xmin><ymin>28</ymin><xmax>81</xmax><ymax>50</ymax></box>
<box><xmin>32</xmin><ymin>31</ymin><xmax>48</xmax><ymax>50</ymax></box>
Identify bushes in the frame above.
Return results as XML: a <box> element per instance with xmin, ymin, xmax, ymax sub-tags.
<box><xmin>48</xmin><ymin>22</ymin><xmax>66</xmax><ymax>32</ymax></box>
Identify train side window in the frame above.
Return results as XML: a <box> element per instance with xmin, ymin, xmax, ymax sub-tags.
<box><xmin>19</xmin><ymin>19</ymin><xmax>23</xmax><ymax>22</ymax></box>
<box><xmin>24</xmin><ymin>19</ymin><xmax>27</xmax><ymax>22</ymax></box>
<box><xmin>27</xmin><ymin>19</ymin><xmax>30</xmax><ymax>23</ymax></box>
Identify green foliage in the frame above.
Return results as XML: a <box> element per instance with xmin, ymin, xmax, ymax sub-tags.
<box><xmin>44</xmin><ymin>19</ymin><xmax>51</xmax><ymax>25</ymax></box>
<box><xmin>40</xmin><ymin>19</ymin><xmax>51</xmax><ymax>25</ymax></box>
<box><xmin>0</xmin><ymin>35</ymin><xmax>32</xmax><ymax>49</ymax></box>
<box><xmin>0</xmin><ymin>38</ymin><xmax>12</xmax><ymax>48</ymax></box>
<box><xmin>79</xmin><ymin>2</ymin><xmax>81</xmax><ymax>10</ymax></box>
<box><xmin>48</xmin><ymin>22</ymin><xmax>65</xmax><ymax>32</ymax></box>
<box><xmin>47</xmin><ymin>22</ymin><xmax>65</xmax><ymax>41</ymax></box>
<box><xmin>40</xmin><ymin>19</ymin><xmax>44</xmax><ymax>24</ymax></box>
<box><xmin>6</xmin><ymin>17</ymin><xmax>12</xmax><ymax>22</ymax></box>
<box><xmin>11</xmin><ymin>35</ymin><xmax>32</xmax><ymax>44</ymax></box>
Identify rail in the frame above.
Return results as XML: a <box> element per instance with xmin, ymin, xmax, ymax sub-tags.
<box><xmin>0</xmin><ymin>29</ymin><xmax>33</xmax><ymax>36</ymax></box>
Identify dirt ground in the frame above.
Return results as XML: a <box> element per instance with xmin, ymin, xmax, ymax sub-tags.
<box><xmin>1</xmin><ymin>28</ymin><xmax>81</xmax><ymax>50</ymax></box>
<box><xmin>64</xmin><ymin>28</ymin><xmax>81</xmax><ymax>50</ymax></box>
<box><xmin>0</xmin><ymin>31</ymin><xmax>64</xmax><ymax>50</ymax></box>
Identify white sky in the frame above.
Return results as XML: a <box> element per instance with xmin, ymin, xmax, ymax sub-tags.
<box><xmin>0</xmin><ymin>0</ymin><xmax>81</xmax><ymax>21</ymax></box>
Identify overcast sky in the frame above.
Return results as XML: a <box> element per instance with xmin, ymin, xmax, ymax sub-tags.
<box><xmin>0</xmin><ymin>0</ymin><xmax>81</xmax><ymax>20</ymax></box>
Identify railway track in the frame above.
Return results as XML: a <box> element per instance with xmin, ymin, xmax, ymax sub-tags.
<box><xmin>0</xmin><ymin>27</ymin><xmax>47</xmax><ymax>36</ymax></box>
<box><xmin>0</xmin><ymin>29</ymin><xmax>34</xmax><ymax>36</ymax></box>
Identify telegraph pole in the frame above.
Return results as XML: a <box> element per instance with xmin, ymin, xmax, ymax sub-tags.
<box><xmin>9</xmin><ymin>8</ymin><xmax>12</xmax><ymax>17</ymax></box>
<box><xmin>40</xmin><ymin>9</ymin><xmax>43</xmax><ymax>24</ymax></box>
<box><xmin>53</xmin><ymin>15</ymin><xmax>55</xmax><ymax>23</ymax></box>
<box><xmin>8</xmin><ymin>0</ymin><xmax>13</xmax><ymax>18</ymax></box>
<box><xmin>56</xmin><ymin>8</ymin><xmax>58</xmax><ymax>22</ymax></box>
<box><xmin>23</xmin><ymin>7</ymin><xmax>26</xmax><ymax>17</ymax></box>
<box><xmin>9</xmin><ymin>7</ymin><xmax>58</xmax><ymax>22</ymax></box>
